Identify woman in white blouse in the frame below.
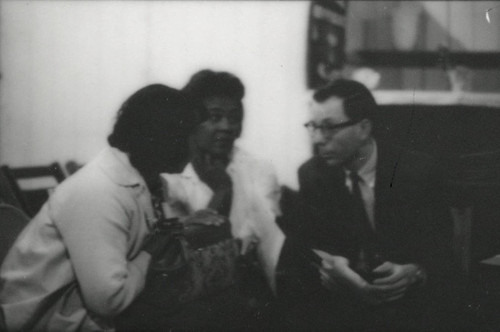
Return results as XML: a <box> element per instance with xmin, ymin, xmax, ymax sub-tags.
<box><xmin>167</xmin><ymin>70</ymin><xmax>285</xmax><ymax>291</ymax></box>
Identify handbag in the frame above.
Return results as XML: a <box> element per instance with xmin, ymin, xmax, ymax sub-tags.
<box><xmin>139</xmin><ymin>218</ymin><xmax>241</xmax><ymax>313</ymax></box>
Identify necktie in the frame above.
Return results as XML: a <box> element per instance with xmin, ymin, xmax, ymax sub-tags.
<box><xmin>349</xmin><ymin>172</ymin><xmax>370</xmax><ymax>231</ymax></box>
<box><xmin>349</xmin><ymin>172</ymin><xmax>380</xmax><ymax>278</ymax></box>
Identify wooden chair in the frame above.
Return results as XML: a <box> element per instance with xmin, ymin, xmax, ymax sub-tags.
<box><xmin>0</xmin><ymin>203</ymin><xmax>30</xmax><ymax>264</ymax></box>
<box><xmin>1</xmin><ymin>163</ymin><xmax>66</xmax><ymax>217</ymax></box>
<box><xmin>447</xmin><ymin>149</ymin><xmax>500</xmax><ymax>279</ymax></box>
<box><xmin>65</xmin><ymin>160</ymin><xmax>83</xmax><ymax>176</ymax></box>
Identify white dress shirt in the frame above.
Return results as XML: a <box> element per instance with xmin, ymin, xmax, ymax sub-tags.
<box><xmin>344</xmin><ymin>140</ymin><xmax>377</xmax><ymax>229</ymax></box>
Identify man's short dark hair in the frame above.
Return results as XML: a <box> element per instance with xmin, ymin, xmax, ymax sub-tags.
<box><xmin>313</xmin><ymin>79</ymin><xmax>378</xmax><ymax>122</ymax></box>
<box><xmin>182</xmin><ymin>69</ymin><xmax>245</xmax><ymax>121</ymax></box>
<box><xmin>108</xmin><ymin>84</ymin><xmax>196</xmax><ymax>174</ymax></box>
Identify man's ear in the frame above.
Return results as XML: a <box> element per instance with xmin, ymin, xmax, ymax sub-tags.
<box><xmin>359</xmin><ymin>118</ymin><xmax>372</xmax><ymax>140</ymax></box>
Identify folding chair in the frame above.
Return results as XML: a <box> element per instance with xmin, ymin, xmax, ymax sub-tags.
<box><xmin>1</xmin><ymin>162</ymin><xmax>66</xmax><ymax>217</ymax></box>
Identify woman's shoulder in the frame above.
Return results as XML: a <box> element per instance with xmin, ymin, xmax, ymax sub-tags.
<box><xmin>49</xmin><ymin>151</ymin><xmax>139</xmax><ymax>214</ymax></box>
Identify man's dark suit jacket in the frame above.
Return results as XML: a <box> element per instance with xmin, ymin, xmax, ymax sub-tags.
<box><xmin>275</xmin><ymin>141</ymin><xmax>454</xmax><ymax>322</ymax></box>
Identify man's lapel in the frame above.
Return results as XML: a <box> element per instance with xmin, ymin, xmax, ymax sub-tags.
<box><xmin>374</xmin><ymin>141</ymin><xmax>403</xmax><ymax>226</ymax></box>
<box><xmin>317</xmin><ymin>158</ymin><xmax>349</xmax><ymax>206</ymax></box>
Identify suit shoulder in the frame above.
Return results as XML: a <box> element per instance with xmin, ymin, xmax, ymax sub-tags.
<box><xmin>400</xmin><ymin>148</ymin><xmax>437</xmax><ymax>175</ymax></box>
<box><xmin>380</xmin><ymin>142</ymin><xmax>436</xmax><ymax>171</ymax></box>
<box><xmin>376</xmin><ymin>142</ymin><xmax>443</xmax><ymax>189</ymax></box>
<box><xmin>298</xmin><ymin>157</ymin><xmax>316</xmax><ymax>174</ymax></box>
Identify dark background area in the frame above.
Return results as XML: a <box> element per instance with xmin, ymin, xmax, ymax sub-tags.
<box><xmin>374</xmin><ymin>104</ymin><xmax>500</xmax><ymax>262</ymax></box>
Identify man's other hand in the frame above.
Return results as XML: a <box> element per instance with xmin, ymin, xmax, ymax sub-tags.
<box><xmin>372</xmin><ymin>261</ymin><xmax>426</xmax><ymax>293</ymax></box>
<box><xmin>314</xmin><ymin>250</ymin><xmax>419</xmax><ymax>305</ymax></box>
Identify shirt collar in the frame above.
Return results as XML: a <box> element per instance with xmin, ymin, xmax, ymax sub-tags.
<box><xmin>358</xmin><ymin>139</ymin><xmax>377</xmax><ymax>181</ymax></box>
<box><xmin>98</xmin><ymin>147</ymin><xmax>147</xmax><ymax>188</ymax></box>
<box><xmin>345</xmin><ymin>139</ymin><xmax>377</xmax><ymax>186</ymax></box>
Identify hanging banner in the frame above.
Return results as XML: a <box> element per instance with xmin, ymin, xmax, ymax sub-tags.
<box><xmin>307</xmin><ymin>0</ymin><xmax>347</xmax><ymax>89</ymax></box>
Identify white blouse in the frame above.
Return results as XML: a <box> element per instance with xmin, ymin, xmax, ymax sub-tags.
<box><xmin>161</xmin><ymin>146</ymin><xmax>285</xmax><ymax>292</ymax></box>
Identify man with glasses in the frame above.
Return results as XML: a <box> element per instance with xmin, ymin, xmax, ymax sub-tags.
<box><xmin>274</xmin><ymin>79</ymin><xmax>454</xmax><ymax>331</ymax></box>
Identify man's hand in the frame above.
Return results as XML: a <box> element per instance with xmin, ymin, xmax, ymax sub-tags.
<box><xmin>181</xmin><ymin>209</ymin><xmax>226</xmax><ymax>226</ymax></box>
<box><xmin>314</xmin><ymin>250</ymin><xmax>417</xmax><ymax>305</ymax></box>
<box><xmin>372</xmin><ymin>262</ymin><xmax>426</xmax><ymax>297</ymax></box>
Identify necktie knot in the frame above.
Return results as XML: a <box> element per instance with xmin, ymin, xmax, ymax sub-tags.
<box><xmin>349</xmin><ymin>172</ymin><xmax>364</xmax><ymax>195</ymax></box>
<box><xmin>349</xmin><ymin>171</ymin><xmax>362</xmax><ymax>185</ymax></box>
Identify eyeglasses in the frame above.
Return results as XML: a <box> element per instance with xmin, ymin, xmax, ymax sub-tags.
<box><xmin>304</xmin><ymin>120</ymin><xmax>359</xmax><ymax>137</ymax></box>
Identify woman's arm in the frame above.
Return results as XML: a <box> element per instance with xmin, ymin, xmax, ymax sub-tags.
<box><xmin>51</xmin><ymin>183</ymin><xmax>151</xmax><ymax>317</ymax></box>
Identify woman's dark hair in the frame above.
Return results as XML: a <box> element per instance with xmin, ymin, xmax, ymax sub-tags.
<box><xmin>182</xmin><ymin>70</ymin><xmax>245</xmax><ymax>121</ymax></box>
<box><xmin>108</xmin><ymin>84</ymin><xmax>197</xmax><ymax>176</ymax></box>
<box><xmin>313</xmin><ymin>79</ymin><xmax>378</xmax><ymax>122</ymax></box>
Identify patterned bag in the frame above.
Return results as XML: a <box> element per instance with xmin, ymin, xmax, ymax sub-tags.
<box><xmin>139</xmin><ymin>220</ymin><xmax>241</xmax><ymax>313</ymax></box>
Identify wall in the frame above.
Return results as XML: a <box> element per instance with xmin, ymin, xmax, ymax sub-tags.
<box><xmin>0</xmin><ymin>1</ymin><xmax>312</xmax><ymax>188</ymax></box>
<box><xmin>4</xmin><ymin>1</ymin><xmax>498</xmax><ymax>189</ymax></box>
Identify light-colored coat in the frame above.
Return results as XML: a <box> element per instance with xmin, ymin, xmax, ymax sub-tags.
<box><xmin>0</xmin><ymin>147</ymin><xmax>155</xmax><ymax>332</ymax></box>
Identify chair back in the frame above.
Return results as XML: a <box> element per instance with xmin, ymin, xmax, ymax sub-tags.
<box><xmin>1</xmin><ymin>162</ymin><xmax>66</xmax><ymax>217</ymax></box>
<box><xmin>0</xmin><ymin>203</ymin><xmax>30</xmax><ymax>264</ymax></box>
<box><xmin>447</xmin><ymin>149</ymin><xmax>500</xmax><ymax>279</ymax></box>
<box><xmin>0</xmin><ymin>168</ymin><xmax>24</xmax><ymax>210</ymax></box>
<box><xmin>65</xmin><ymin>160</ymin><xmax>83</xmax><ymax>176</ymax></box>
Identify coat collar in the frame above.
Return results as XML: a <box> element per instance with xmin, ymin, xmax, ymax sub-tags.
<box><xmin>97</xmin><ymin>147</ymin><xmax>147</xmax><ymax>188</ymax></box>
<box><xmin>344</xmin><ymin>139</ymin><xmax>377</xmax><ymax>189</ymax></box>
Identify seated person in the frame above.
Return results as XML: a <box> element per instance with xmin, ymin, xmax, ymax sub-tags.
<box><xmin>0</xmin><ymin>84</ymin><xmax>198</xmax><ymax>332</ymax></box>
<box><xmin>158</xmin><ymin>70</ymin><xmax>285</xmax><ymax>329</ymax></box>
<box><xmin>275</xmin><ymin>79</ymin><xmax>455</xmax><ymax>331</ymax></box>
